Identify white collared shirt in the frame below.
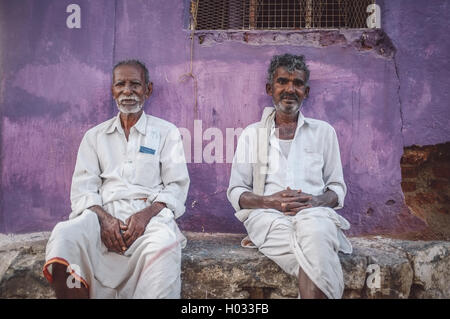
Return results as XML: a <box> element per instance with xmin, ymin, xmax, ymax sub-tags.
<box><xmin>70</xmin><ymin>111</ymin><xmax>190</xmax><ymax>219</ymax></box>
<box><xmin>227</xmin><ymin>112</ymin><xmax>347</xmax><ymax>212</ymax></box>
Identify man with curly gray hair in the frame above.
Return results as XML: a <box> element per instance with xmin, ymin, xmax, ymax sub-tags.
<box><xmin>228</xmin><ymin>53</ymin><xmax>352</xmax><ymax>299</ymax></box>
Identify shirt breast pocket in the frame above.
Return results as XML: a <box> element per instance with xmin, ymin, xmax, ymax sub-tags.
<box><xmin>133</xmin><ymin>153</ymin><xmax>161</xmax><ymax>187</ymax></box>
<box><xmin>302</xmin><ymin>151</ymin><xmax>324</xmax><ymax>185</ymax></box>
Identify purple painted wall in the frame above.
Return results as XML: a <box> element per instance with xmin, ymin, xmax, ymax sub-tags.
<box><xmin>1</xmin><ymin>0</ymin><xmax>448</xmax><ymax>236</ymax></box>
<box><xmin>383</xmin><ymin>1</ymin><xmax>450</xmax><ymax>147</ymax></box>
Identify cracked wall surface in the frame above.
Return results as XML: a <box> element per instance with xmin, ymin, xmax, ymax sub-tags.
<box><xmin>382</xmin><ymin>0</ymin><xmax>450</xmax><ymax>147</ymax></box>
<box><xmin>195</xmin><ymin>29</ymin><xmax>395</xmax><ymax>59</ymax></box>
<box><xmin>0</xmin><ymin>0</ymin><xmax>449</xmax><ymax>236</ymax></box>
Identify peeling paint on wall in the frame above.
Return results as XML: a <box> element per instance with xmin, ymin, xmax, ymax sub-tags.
<box><xmin>195</xmin><ymin>29</ymin><xmax>396</xmax><ymax>59</ymax></box>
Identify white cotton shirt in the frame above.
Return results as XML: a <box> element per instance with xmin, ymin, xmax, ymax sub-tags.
<box><xmin>227</xmin><ymin>111</ymin><xmax>347</xmax><ymax>212</ymax></box>
<box><xmin>70</xmin><ymin>111</ymin><xmax>190</xmax><ymax>219</ymax></box>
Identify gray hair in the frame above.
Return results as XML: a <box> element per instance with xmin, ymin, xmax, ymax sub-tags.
<box><xmin>113</xmin><ymin>59</ymin><xmax>150</xmax><ymax>84</ymax></box>
<box><xmin>267</xmin><ymin>54</ymin><xmax>310</xmax><ymax>85</ymax></box>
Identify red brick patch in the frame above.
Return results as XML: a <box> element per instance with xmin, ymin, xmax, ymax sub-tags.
<box><xmin>401</xmin><ymin>148</ymin><xmax>433</xmax><ymax>165</ymax></box>
<box><xmin>430</xmin><ymin>180</ymin><xmax>448</xmax><ymax>191</ymax></box>
<box><xmin>401</xmin><ymin>165</ymin><xmax>420</xmax><ymax>179</ymax></box>
<box><xmin>432</xmin><ymin>163</ymin><xmax>450</xmax><ymax>179</ymax></box>
<box><xmin>401</xmin><ymin>181</ymin><xmax>417</xmax><ymax>192</ymax></box>
<box><xmin>414</xmin><ymin>192</ymin><xmax>437</xmax><ymax>205</ymax></box>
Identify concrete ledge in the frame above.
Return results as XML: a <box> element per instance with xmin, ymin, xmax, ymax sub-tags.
<box><xmin>1</xmin><ymin>232</ymin><xmax>449</xmax><ymax>299</ymax></box>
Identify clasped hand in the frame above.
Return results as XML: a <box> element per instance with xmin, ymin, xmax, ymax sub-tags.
<box><xmin>265</xmin><ymin>187</ymin><xmax>319</xmax><ymax>216</ymax></box>
<box><xmin>99</xmin><ymin>210</ymin><xmax>151</xmax><ymax>254</ymax></box>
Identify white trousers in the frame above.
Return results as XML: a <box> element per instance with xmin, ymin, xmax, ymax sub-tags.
<box><xmin>244</xmin><ymin>207</ymin><xmax>352</xmax><ymax>299</ymax></box>
<box><xmin>44</xmin><ymin>199</ymin><xmax>186</xmax><ymax>299</ymax></box>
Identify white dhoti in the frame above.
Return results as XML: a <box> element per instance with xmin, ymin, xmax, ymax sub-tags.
<box><xmin>243</xmin><ymin>207</ymin><xmax>352</xmax><ymax>299</ymax></box>
<box><xmin>43</xmin><ymin>199</ymin><xmax>187</xmax><ymax>299</ymax></box>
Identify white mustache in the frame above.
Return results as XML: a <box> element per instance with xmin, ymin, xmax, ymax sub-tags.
<box><xmin>118</xmin><ymin>95</ymin><xmax>140</xmax><ymax>103</ymax></box>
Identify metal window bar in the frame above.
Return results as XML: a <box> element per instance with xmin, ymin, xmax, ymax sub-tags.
<box><xmin>193</xmin><ymin>0</ymin><xmax>376</xmax><ymax>31</ymax></box>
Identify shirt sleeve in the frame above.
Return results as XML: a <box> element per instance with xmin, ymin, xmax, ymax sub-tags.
<box><xmin>227</xmin><ymin>127</ymin><xmax>254</xmax><ymax>212</ymax></box>
<box><xmin>154</xmin><ymin>127</ymin><xmax>190</xmax><ymax>219</ymax></box>
<box><xmin>69</xmin><ymin>131</ymin><xmax>103</xmax><ymax>219</ymax></box>
<box><xmin>322</xmin><ymin>126</ymin><xmax>347</xmax><ymax>210</ymax></box>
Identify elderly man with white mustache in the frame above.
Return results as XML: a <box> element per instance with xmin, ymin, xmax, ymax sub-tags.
<box><xmin>43</xmin><ymin>60</ymin><xmax>190</xmax><ymax>299</ymax></box>
<box><xmin>227</xmin><ymin>54</ymin><xmax>352</xmax><ymax>299</ymax></box>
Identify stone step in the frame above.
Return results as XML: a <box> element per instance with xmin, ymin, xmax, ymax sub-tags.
<box><xmin>0</xmin><ymin>232</ymin><xmax>449</xmax><ymax>299</ymax></box>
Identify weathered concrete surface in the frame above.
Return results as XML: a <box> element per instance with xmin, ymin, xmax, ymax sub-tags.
<box><xmin>0</xmin><ymin>232</ymin><xmax>54</xmax><ymax>298</ymax></box>
<box><xmin>1</xmin><ymin>232</ymin><xmax>449</xmax><ymax>299</ymax></box>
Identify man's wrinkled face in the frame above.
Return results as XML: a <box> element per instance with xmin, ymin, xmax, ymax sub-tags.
<box><xmin>266</xmin><ymin>67</ymin><xmax>310</xmax><ymax>115</ymax></box>
<box><xmin>112</xmin><ymin>64</ymin><xmax>152</xmax><ymax>114</ymax></box>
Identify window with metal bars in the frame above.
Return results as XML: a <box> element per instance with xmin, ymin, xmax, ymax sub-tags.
<box><xmin>192</xmin><ymin>0</ymin><xmax>377</xmax><ymax>31</ymax></box>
